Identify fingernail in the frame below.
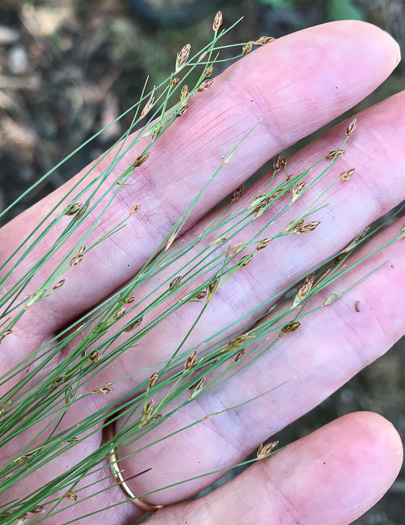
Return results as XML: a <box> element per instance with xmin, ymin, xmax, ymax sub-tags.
<box><xmin>384</xmin><ymin>31</ymin><xmax>401</xmax><ymax>66</ymax></box>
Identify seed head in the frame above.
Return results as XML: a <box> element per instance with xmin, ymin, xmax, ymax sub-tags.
<box><xmin>354</xmin><ymin>300</ymin><xmax>360</xmax><ymax>313</ymax></box>
<box><xmin>64</xmin><ymin>202</ymin><xmax>82</xmax><ymax>216</ymax></box>
<box><xmin>48</xmin><ymin>375</ymin><xmax>66</xmax><ymax>389</ymax></box>
<box><xmin>185</xmin><ymin>350</ymin><xmax>197</xmax><ymax>370</ymax></box>
<box><xmin>140</xmin><ymin>90</ymin><xmax>155</xmax><ymax>119</ymax></box>
<box><xmin>257</xmin><ymin>441</ymin><xmax>279</xmax><ymax>459</ymax></box>
<box><xmin>62</xmin><ymin>490</ymin><xmax>78</xmax><ymax>502</ymax></box>
<box><xmin>293</xmin><ymin>272</ymin><xmax>315</xmax><ymax>307</ymax></box>
<box><xmin>242</xmin><ymin>42</ymin><xmax>253</xmax><ymax>56</ymax></box>
<box><xmin>326</xmin><ymin>149</ymin><xmax>344</xmax><ymax>160</ymax></box>
<box><xmin>129</xmin><ymin>204</ymin><xmax>142</xmax><ymax>216</ymax></box>
<box><xmin>234</xmin><ymin>349</ymin><xmax>245</xmax><ymax>362</ymax></box>
<box><xmin>254</xmin><ymin>36</ymin><xmax>275</xmax><ymax>46</ymax></box>
<box><xmin>91</xmin><ymin>383</ymin><xmax>112</xmax><ymax>394</ymax></box>
<box><xmin>68</xmin><ymin>437</ymin><xmax>79</xmax><ymax>444</ymax></box>
<box><xmin>112</xmin><ymin>306</ymin><xmax>126</xmax><ymax>320</ymax></box>
<box><xmin>256</xmin><ymin>237</ymin><xmax>273</xmax><ymax>250</ymax></box>
<box><xmin>281</xmin><ymin>156</ymin><xmax>287</xmax><ymax>168</ymax></box>
<box><xmin>299</xmin><ymin>221</ymin><xmax>321</xmax><ymax>233</ymax></box>
<box><xmin>338</xmin><ymin>168</ymin><xmax>355</xmax><ymax>182</ymax></box>
<box><xmin>172</xmin><ymin>77</ymin><xmax>180</xmax><ymax>86</ymax></box>
<box><xmin>176</xmin><ymin>44</ymin><xmax>191</xmax><ymax>73</ymax></box>
<box><xmin>1</xmin><ymin>328</ymin><xmax>12</xmax><ymax>337</ymax></box>
<box><xmin>291</xmin><ymin>181</ymin><xmax>306</xmax><ymax>203</ymax></box>
<box><xmin>65</xmin><ymin>386</ymin><xmax>74</xmax><ymax>405</ymax></box>
<box><xmin>210</xmin><ymin>237</ymin><xmax>227</xmax><ymax>246</ymax></box>
<box><xmin>180</xmin><ymin>84</ymin><xmax>189</xmax><ymax>101</ymax></box>
<box><xmin>346</xmin><ymin>118</ymin><xmax>357</xmax><ymax>137</ymax></box>
<box><xmin>280</xmin><ymin>321</ymin><xmax>301</xmax><ymax>337</ymax></box>
<box><xmin>197</xmin><ymin>79</ymin><xmax>214</xmax><ymax>92</ymax></box>
<box><xmin>124</xmin><ymin>317</ymin><xmax>143</xmax><ymax>332</ymax></box>
<box><xmin>69</xmin><ymin>245</ymin><xmax>85</xmax><ymax>267</ymax></box>
<box><xmin>148</xmin><ymin>372</ymin><xmax>159</xmax><ymax>388</ymax></box>
<box><xmin>52</xmin><ymin>279</ymin><xmax>65</xmax><ymax>290</ymax></box>
<box><xmin>176</xmin><ymin>104</ymin><xmax>188</xmax><ymax>118</ymax></box>
<box><xmin>89</xmin><ymin>350</ymin><xmax>100</xmax><ymax>364</ymax></box>
<box><xmin>207</xmin><ymin>276</ymin><xmax>220</xmax><ymax>301</ymax></box>
<box><xmin>273</xmin><ymin>155</ymin><xmax>282</xmax><ymax>172</ymax></box>
<box><xmin>72</xmin><ymin>201</ymin><xmax>89</xmax><ymax>222</ymax></box>
<box><xmin>231</xmin><ymin>184</ymin><xmax>244</xmax><ymax>204</ymax></box>
<box><xmin>169</xmin><ymin>275</ymin><xmax>182</xmax><ymax>290</ymax></box>
<box><xmin>223</xmin><ymin>333</ymin><xmax>254</xmax><ymax>352</ymax></box>
<box><xmin>205</xmin><ymin>65</ymin><xmax>213</xmax><ymax>78</ymax></box>
<box><xmin>29</xmin><ymin>506</ymin><xmax>45</xmax><ymax>515</ymax></box>
<box><xmin>140</xmin><ymin>400</ymin><xmax>155</xmax><ymax>427</ymax></box>
<box><xmin>230</xmin><ymin>242</ymin><xmax>246</xmax><ymax>256</ymax></box>
<box><xmin>239</xmin><ymin>253</ymin><xmax>254</xmax><ymax>267</ymax></box>
<box><xmin>213</xmin><ymin>11</ymin><xmax>223</xmax><ymax>32</ymax></box>
<box><xmin>189</xmin><ymin>378</ymin><xmax>206</xmax><ymax>400</ymax></box>
<box><xmin>132</xmin><ymin>152</ymin><xmax>150</xmax><ymax>169</ymax></box>
<box><xmin>323</xmin><ymin>293</ymin><xmax>338</xmax><ymax>306</ymax></box>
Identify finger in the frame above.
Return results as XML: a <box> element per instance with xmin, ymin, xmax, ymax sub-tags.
<box><xmin>116</xmin><ymin>219</ymin><xmax>405</xmax><ymax>506</ymax></box>
<box><xmin>0</xmin><ymin>22</ymin><xmax>400</xmax><ymax>332</ymax></box>
<box><xmin>83</xmin><ymin>90</ymin><xmax>405</xmax><ymax>402</ymax></box>
<box><xmin>146</xmin><ymin>412</ymin><xmax>403</xmax><ymax>525</ymax></box>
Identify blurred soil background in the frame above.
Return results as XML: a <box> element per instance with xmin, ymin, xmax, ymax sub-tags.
<box><xmin>0</xmin><ymin>0</ymin><xmax>404</xmax><ymax>523</ymax></box>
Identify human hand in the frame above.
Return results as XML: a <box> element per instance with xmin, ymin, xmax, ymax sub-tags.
<box><xmin>0</xmin><ymin>20</ymin><xmax>403</xmax><ymax>525</ymax></box>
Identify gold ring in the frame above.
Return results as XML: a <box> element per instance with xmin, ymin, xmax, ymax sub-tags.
<box><xmin>105</xmin><ymin>417</ymin><xmax>163</xmax><ymax>512</ymax></box>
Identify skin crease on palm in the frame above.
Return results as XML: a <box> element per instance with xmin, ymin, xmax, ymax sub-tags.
<box><xmin>0</xmin><ymin>19</ymin><xmax>404</xmax><ymax>525</ymax></box>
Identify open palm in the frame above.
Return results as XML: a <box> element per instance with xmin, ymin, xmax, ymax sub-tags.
<box><xmin>0</xmin><ymin>20</ymin><xmax>404</xmax><ymax>525</ymax></box>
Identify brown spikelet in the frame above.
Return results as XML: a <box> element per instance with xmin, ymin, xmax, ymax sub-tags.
<box><xmin>29</xmin><ymin>506</ymin><xmax>45</xmax><ymax>515</ymax></box>
<box><xmin>91</xmin><ymin>383</ymin><xmax>112</xmax><ymax>395</ymax></box>
<box><xmin>346</xmin><ymin>118</ymin><xmax>357</xmax><ymax>137</ymax></box>
<box><xmin>354</xmin><ymin>300</ymin><xmax>360</xmax><ymax>313</ymax></box>
<box><xmin>65</xmin><ymin>386</ymin><xmax>74</xmax><ymax>405</ymax></box>
<box><xmin>176</xmin><ymin>104</ymin><xmax>188</xmax><ymax>118</ymax></box>
<box><xmin>13</xmin><ymin>450</ymin><xmax>38</xmax><ymax>465</ymax></box>
<box><xmin>197</xmin><ymin>79</ymin><xmax>214</xmax><ymax>92</ymax></box>
<box><xmin>210</xmin><ymin>237</ymin><xmax>227</xmax><ymax>246</ymax></box>
<box><xmin>52</xmin><ymin>279</ymin><xmax>65</xmax><ymax>290</ymax></box>
<box><xmin>64</xmin><ymin>202</ymin><xmax>82</xmax><ymax>216</ymax></box>
<box><xmin>132</xmin><ymin>152</ymin><xmax>150</xmax><ymax>169</ymax></box>
<box><xmin>198</xmin><ymin>51</ymin><xmax>207</xmax><ymax>62</ymax></box>
<box><xmin>172</xmin><ymin>77</ymin><xmax>180</xmax><ymax>86</ymax></box>
<box><xmin>165</xmin><ymin>230</ymin><xmax>177</xmax><ymax>251</ymax></box>
<box><xmin>291</xmin><ymin>181</ymin><xmax>306</xmax><ymax>203</ymax></box>
<box><xmin>326</xmin><ymin>149</ymin><xmax>344</xmax><ymax>160</ymax></box>
<box><xmin>257</xmin><ymin>441</ymin><xmax>279</xmax><ymax>459</ymax></box>
<box><xmin>1</xmin><ymin>328</ymin><xmax>12</xmax><ymax>337</ymax></box>
<box><xmin>124</xmin><ymin>295</ymin><xmax>135</xmax><ymax>304</ymax></box>
<box><xmin>338</xmin><ymin>168</ymin><xmax>355</xmax><ymax>181</ymax></box>
<box><xmin>129</xmin><ymin>204</ymin><xmax>142</xmax><ymax>216</ymax></box>
<box><xmin>68</xmin><ymin>437</ymin><xmax>79</xmax><ymax>444</ymax></box>
<box><xmin>281</xmin><ymin>156</ymin><xmax>287</xmax><ymax>168</ymax></box>
<box><xmin>238</xmin><ymin>253</ymin><xmax>254</xmax><ymax>267</ymax></box>
<box><xmin>140</xmin><ymin>91</ymin><xmax>155</xmax><ymax>119</ymax></box>
<box><xmin>185</xmin><ymin>350</ymin><xmax>197</xmax><ymax>370</ymax></box>
<box><xmin>62</xmin><ymin>490</ymin><xmax>78</xmax><ymax>502</ymax></box>
<box><xmin>48</xmin><ymin>375</ymin><xmax>66</xmax><ymax>389</ymax></box>
<box><xmin>69</xmin><ymin>245</ymin><xmax>85</xmax><ymax>267</ymax></box>
<box><xmin>273</xmin><ymin>155</ymin><xmax>282</xmax><ymax>172</ymax></box>
<box><xmin>189</xmin><ymin>378</ymin><xmax>206</xmax><ymax>399</ymax></box>
<box><xmin>89</xmin><ymin>350</ymin><xmax>100</xmax><ymax>364</ymax></box>
<box><xmin>231</xmin><ymin>184</ymin><xmax>244</xmax><ymax>204</ymax></box>
<box><xmin>207</xmin><ymin>276</ymin><xmax>220</xmax><ymax>301</ymax></box>
<box><xmin>280</xmin><ymin>321</ymin><xmax>301</xmax><ymax>337</ymax></box>
<box><xmin>293</xmin><ymin>273</ymin><xmax>315</xmax><ymax>308</ymax></box>
<box><xmin>242</xmin><ymin>42</ymin><xmax>253</xmax><ymax>56</ymax></box>
<box><xmin>169</xmin><ymin>275</ymin><xmax>182</xmax><ymax>290</ymax></box>
<box><xmin>148</xmin><ymin>372</ymin><xmax>159</xmax><ymax>388</ymax></box>
<box><xmin>223</xmin><ymin>333</ymin><xmax>254</xmax><ymax>352</ymax></box>
<box><xmin>124</xmin><ymin>317</ymin><xmax>143</xmax><ymax>332</ymax></box>
<box><xmin>205</xmin><ymin>65</ymin><xmax>214</xmax><ymax>78</ymax></box>
<box><xmin>140</xmin><ymin>400</ymin><xmax>155</xmax><ymax>427</ymax></box>
<box><xmin>249</xmin><ymin>194</ymin><xmax>265</xmax><ymax>209</ymax></box>
<box><xmin>256</xmin><ymin>237</ymin><xmax>273</xmax><ymax>250</ymax></box>
<box><xmin>73</xmin><ymin>201</ymin><xmax>89</xmax><ymax>223</ymax></box>
<box><xmin>299</xmin><ymin>221</ymin><xmax>321</xmax><ymax>233</ymax></box>
<box><xmin>176</xmin><ymin>43</ymin><xmax>191</xmax><ymax>73</ymax></box>
<box><xmin>323</xmin><ymin>293</ymin><xmax>338</xmax><ymax>306</ymax></box>
<box><xmin>112</xmin><ymin>307</ymin><xmax>126</xmax><ymax>320</ymax></box>
<box><xmin>235</xmin><ymin>349</ymin><xmax>245</xmax><ymax>362</ymax></box>
<box><xmin>254</xmin><ymin>36</ymin><xmax>275</xmax><ymax>46</ymax></box>
<box><xmin>180</xmin><ymin>84</ymin><xmax>189</xmax><ymax>101</ymax></box>
<box><xmin>230</xmin><ymin>242</ymin><xmax>246</xmax><ymax>256</ymax></box>
<box><xmin>213</xmin><ymin>11</ymin><xmax>223</xmax><ymax>32</ymax></box>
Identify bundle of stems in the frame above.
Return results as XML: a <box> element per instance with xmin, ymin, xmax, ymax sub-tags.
<box><xmin>0</xmin><ymin>13</ymin><xmax>403</xmax><ymax>524</ymax></box>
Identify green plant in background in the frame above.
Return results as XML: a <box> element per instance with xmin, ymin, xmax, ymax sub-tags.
<box><xmin>327</xmin><ymin>0</ymin><xmax>364</xmax><ymax>21</ymax></box>
<box><xmin>0</xmin><ymin>11</ymin><xmax>402</xmax><ymax>524</ymax></box>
